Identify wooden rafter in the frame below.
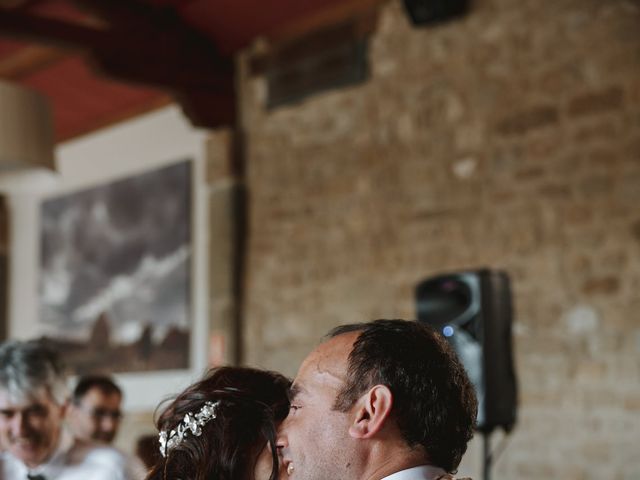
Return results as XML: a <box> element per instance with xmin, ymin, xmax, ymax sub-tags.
<box><xmin>0</xmin><ymin>44</ymin><xmax>66</xmax><ymax>79</ymax></box>
<box><xmin>0</xmin><ymin>0</ymin><xmax>236</xmax><ymax>128</ymax></box>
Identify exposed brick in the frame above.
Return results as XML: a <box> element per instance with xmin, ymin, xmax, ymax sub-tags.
<box><xmin>568</xmin><ymin>86</ymin><xmax>625</xmax><ymax>117</ymax></box>
<box><xmin>515</xmin><ymin>166</ymin><xmax>545</xmax><ymax>180</ymax></box>
<box><xmin>629</xmin><ymin>79</ymin><xmax>640</xmax><ymax>105</ymax></box>
<box><xmin>580</xmin><ymin>441</ymin><xmax>611</xmax><ymax>463</ymax></box>
<box><xmin>572</xmin><ymin>230</ymin><xmax>607</xmax><ymax>249</ymax></box>
<box><xmin>574</xmin><ymin>361</ymin><xmax>607</xmax><ymax>382</ymax></box>
<box><xmin>616</xmin><ymin>172</ymin><xmax>640</xmax><ymax>202</ymax></box>
<box><xmin>568</xmin><ymin>254</ymin><xmax>592</xmax><ymax>275</ymax></box>
<box><xmin>538</xmin><ymin>183</ymin><xmax>572</xmax><ymax>199</ymax></box>
<box><xmin>553</xmin><ymin>152</ymin><xmax>584</xmax><ymax>177</ymax></box>
<box><xmin>564</xmin><ymin>205</ymin><xmax>594</xmax><ymax>226</ymax></box>
<box><xmin>582</xmin><ymin>388</ymin><xmax>620</xmax><ymax>410</ymax></box>
<box><xmin>495</xmin><ymin>105</ymin><xmax>559</xmax><ymax>136</ymax></box>
<box><xmin>537</xmin><ymin>63</ymin><xmax>582</xmax><ymax>96</ymax></box>
<box><xmin>578</xmin><ymin>175</ymin><xmax>614</xmax><ymax>197</ymax></box>
<box><xmin>573</xmin><ymin>118</ymin><xmax>621</xmax><ymax>144</ymax></box>
<box><xmin>582</xmin><ymin>276</ymin><xmax>621</xmax><ymax>295</ymax></box>
<box><xmin>627</xmin><ymin>135</ymin><xmax>640</xmax><ymax>161</ymax></box>
<box><xmin>587</xmin><ymin>148</ymin><xmax>619</xmax><ymax>168</ymax></box>
<box><xmin>488</xmin><ymin>189</ymin><xmax>516</xmax><ymax>204</ymax></box>
<box><xmin>526</xmin><ymin>130</ymin><xmax>565</xmax><ymax>158</ymax></box>
<box><xmin>631</xmin><ymin>219</ymin><xmax>640</xmax><ymax>244</ymax></box>
<box><xmin>238</xmin><ymin>2</ymin><xmax>640</xmax><ymax>479</ymax></box>
<box><xmin>515</xmin><ymin>463</ymin><xmax>555</xmax><ymax>477</ymax></box>
<box><xmin>624</xmin><ymin>394</ymin><xmax>640</xmax><ymax>411</ymax></box>
<box><xmin>600</xmin><ymin>250</ymin><xmax>628</xmax><ymax>271</ymax></box>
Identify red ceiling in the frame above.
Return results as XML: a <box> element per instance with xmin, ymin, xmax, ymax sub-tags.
<box><xmin>0</xmin><ymin>39</ymin><xmax>23</xmax><ymax>56</ymax></box>
<box><xmin>0</xmin><ymin>0</ymin><xmax>376</xmax><ymax>141</ymax></box>
<box><xmin>21</xmin><ymin>55</ymin><xmax>166</xmax><ymax>140</ymax></box>
<box><xmin>148</xmin><ymin>0</ymin><xmax>348</xmax><ymax>54</ymax></box>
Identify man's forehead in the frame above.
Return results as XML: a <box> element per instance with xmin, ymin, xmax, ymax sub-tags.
<box><xmin>84</xmin><ymin>388</ymin><xmax>121</xmax><ymax>402</ymax></box>
<box><xmin>0</xmin><ymin>387</ymin><xmax>53</xmax><ymax>408</ymax></box>
<box><xmin>294</xmin><ymin>331</ymin><xmax>359</xmax><ymax>391</ymax></box>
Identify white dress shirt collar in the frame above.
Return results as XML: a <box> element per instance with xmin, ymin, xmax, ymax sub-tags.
<box><xmin>381</xmin><ymin>465</ymin><xmax>449</xmax><ymax>480</ymax></box>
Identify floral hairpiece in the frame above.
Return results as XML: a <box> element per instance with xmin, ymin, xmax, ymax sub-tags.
<box><xmin>159</xmin><ymin>400</ymin><xmax>219</xmax><ymax>457</ymax></box>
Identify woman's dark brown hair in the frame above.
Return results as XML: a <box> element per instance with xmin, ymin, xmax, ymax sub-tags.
<box><xmin>145</xmin><ymin>366</ymin><xmax>290</xmax><ymax>480</ymax></box>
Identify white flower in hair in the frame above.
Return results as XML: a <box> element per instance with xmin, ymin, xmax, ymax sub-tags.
<box><xmin>159</xmin><ymin>401</ymin><xmax>219</xmax><ymax>457</ymax></box>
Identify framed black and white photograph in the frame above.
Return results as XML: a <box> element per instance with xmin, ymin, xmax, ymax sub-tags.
<box><xmin>4</xmin><ymin>106</ymin><xmax>209</xmax><ymax>411</ymax></box>
<box><xmin>39</xmin><ymin>160</ymin><xmax>192</xmax><ymax>375</ymax></box>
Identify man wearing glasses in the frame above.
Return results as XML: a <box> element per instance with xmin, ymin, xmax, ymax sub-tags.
<box><xmin>67</xmin><ymin>376</ymin><xmax>123</xmax><ymax>444</ymax></box>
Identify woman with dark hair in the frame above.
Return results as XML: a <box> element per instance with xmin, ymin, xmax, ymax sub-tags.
<box><xmin>145</xmin><ymin>366</ymin><xmax>290</xmax><ymax>480</ymax></box>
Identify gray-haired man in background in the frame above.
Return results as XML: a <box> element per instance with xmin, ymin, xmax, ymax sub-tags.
<box><xmin>0</xmin><ymin>340</ymin><xmax>145</xmax><ymax>480</ymax></box>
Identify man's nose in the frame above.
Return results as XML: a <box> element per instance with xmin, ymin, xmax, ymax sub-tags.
<box><xmin>100</xmin><ymin>416</ymin><xmax>117</xmax><ymax>431</ymax></box>
<box><xmin>275</xmin><ymin>428</ymin><xmax>288</xmax><ymax>451</ymax></box>
<box><xmin>10</xmin><ymin>412</ymin><xmax>28</xmax><ymax>436</ymax></box>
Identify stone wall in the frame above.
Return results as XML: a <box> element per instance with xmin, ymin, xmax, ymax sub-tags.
<box><xmin>236</xmin><ymin>0</ymin><xmax>640</xmax><ymax>478</ymax></box>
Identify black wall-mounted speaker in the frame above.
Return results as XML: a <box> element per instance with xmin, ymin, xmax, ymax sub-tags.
<box><xmin>416</xmin><ymin>269</ymin><xmax>517</xmax><ymax>433</ymax></box>
<box><xmin>403</xmin><ymin>0</ymin><xmax>470</xmax><ymax>26</ymax></box>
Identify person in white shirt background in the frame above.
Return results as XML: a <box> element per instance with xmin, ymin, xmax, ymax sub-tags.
<box><xmin>277</xmin><ymin>319</ymin><xmax>476</xmax><ymax>480</ymax></box>
<box><xmin>67</xmin><ymin>375</ymin><xmax>123</xmax><ymax>444</ymax></box>
<box><xmin>0</xmin><ymin>340</ymin><xmax>144</xmax><ymax>480</ymax></box>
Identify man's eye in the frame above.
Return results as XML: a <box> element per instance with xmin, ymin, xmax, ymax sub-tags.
<box><xmin>26</xmin><ymin>406</ymin><xmax>48</xmax><ymax>417</ymax></box>
<box><xmin>289</xmin><ymin>405</ymin><xmax>301</xmax><ymax>412</ymax></box>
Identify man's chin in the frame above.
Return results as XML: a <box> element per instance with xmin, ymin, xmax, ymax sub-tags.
<box><xmin>280</xmin><ymin>461</ymin><xmax>294</xmax><ymax>480</ymax></box>
<box><xmin>10</xmin><ymin>442</ymin><xmax>46</xmax><ymax>467</ymax></box>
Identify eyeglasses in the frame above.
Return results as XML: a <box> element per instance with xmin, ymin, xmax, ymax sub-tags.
<box><xmin>76</xmin><ymin>405</ymin><xmax>122</xmax><ymax>421</ymax></box>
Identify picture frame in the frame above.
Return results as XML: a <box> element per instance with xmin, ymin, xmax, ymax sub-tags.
<box><xmin>3</xmin><ymin>106</ymin><xmax>209</xmax><ymax>411</ymax></box>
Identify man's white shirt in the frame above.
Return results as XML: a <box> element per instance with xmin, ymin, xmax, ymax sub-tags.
<box><xmin>0</xmin><ymin>429</ymin><xmax>146</xmax><ymax>480</ymax></box>
<box><xmin>382</xmin><ymin>465</ymin><xmax>449</xmax><ymax>480</ymax></box>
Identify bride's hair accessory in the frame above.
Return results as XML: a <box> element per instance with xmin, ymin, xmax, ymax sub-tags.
<box><xmin>159</xmin><ymin>401</ymin><xmax>219</xmax><ymax>457</ymax></box>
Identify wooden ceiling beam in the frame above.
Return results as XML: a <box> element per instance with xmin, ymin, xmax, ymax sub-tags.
<box><xmin>0</xmin><ymin>9</ymin><xmax>233</xmax><ymax>78</ymax></box>
<box><xmin>0</xmin><ymin>10</ymin><xmax>107</xmax><ymax>50</ymax></box>
<box><xmin>0</xmin><ymin>2</ymin><xmax>236</xmax><ymax>128</ymax></box>
<box><xmin>71</xmin><ymin>0</ymin><xmax>171</xmax><ymax>29</ymax></box>
<box><xmin>0</xmin><ymin>44</ymin><xmax>66</xmax><ymax>79</ymax></box>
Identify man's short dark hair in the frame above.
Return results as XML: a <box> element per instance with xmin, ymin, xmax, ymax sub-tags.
<box><xmin>73</xmin><ymin>375</ymin><xmax>122</xmax><ymax>404</ymax></box>
<box><xmin>328</xmin><ymin>319</ymin><xmax>477</xmax><ymax>473</ymax></box>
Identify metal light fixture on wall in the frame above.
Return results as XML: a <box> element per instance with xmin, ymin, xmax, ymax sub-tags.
<box><xmin>0</xmin><ymin>80</ymin><xmax>55</xmax><ymax>172</ymax></box>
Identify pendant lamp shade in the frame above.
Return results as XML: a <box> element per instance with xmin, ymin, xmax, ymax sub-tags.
<box><xmin>0</xmin><ymin>80</ymin><xmax>55</xmax><ymax>171</ymax></box>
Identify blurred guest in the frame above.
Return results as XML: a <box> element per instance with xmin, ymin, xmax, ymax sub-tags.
<box><xmin>68</xmin><ymin>375</ymin><xmax>123</xmax><ymax>444</ymax></box>
<box><xmin>0</xmin><ymin>340</ymin><xmax>145</xmax><ymax>479</ymax></box>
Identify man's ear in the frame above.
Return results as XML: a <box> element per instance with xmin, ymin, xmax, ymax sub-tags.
<box><xmin>348</xmin><ymin>385</ymin><xmax>393</xmax><ymax>439</ymax></box>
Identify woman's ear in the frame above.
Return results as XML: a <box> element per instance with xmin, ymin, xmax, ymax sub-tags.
<box><xmin>348</xmin><ymin>385</ymin><xmax>393</xmax><ymax>439</ymax></box>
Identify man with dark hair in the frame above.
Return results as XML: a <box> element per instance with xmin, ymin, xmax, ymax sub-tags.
<box><xmin>68</xmin><ymin>375</ymin><xmax>123</xmax><ymax>444</ymax></box>
<box><xmin>0</xmin><ymin>340</ymin><xmax>145</xmax><ymax>479</ymax></box>
<box><xmin>277</xmin><ymin>319</ymin><xmax>476</xmax><ymax>480</ymax></box>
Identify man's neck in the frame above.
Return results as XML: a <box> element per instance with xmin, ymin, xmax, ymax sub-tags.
<box><xmin>358</xmin><ymin>441</ymin><xmax>430</xmax><ymax>480</ymax></box>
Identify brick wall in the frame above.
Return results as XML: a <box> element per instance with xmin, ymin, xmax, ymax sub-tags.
<box><xmin>236</xmin><ymin>0</ymin><xmax>640</xmax><ymax>478</ymax></box>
